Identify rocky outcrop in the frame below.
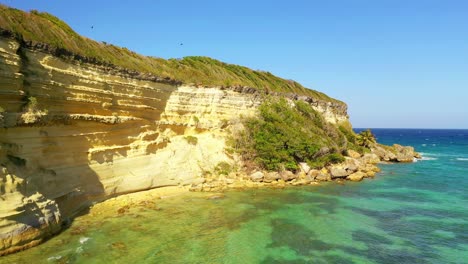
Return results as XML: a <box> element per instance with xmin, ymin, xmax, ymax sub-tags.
<box><xmin>0</xmin><ymin>37</ymin><xmax>350</xmax><ymax>255</ymax></box>
<box><xmin>371</xmin><ymin>144</ymin><xmax>421</xmax><ymax>163</ymax></box>
<box><xmin>197</xmin><ymin>144</ymin><xmax>420</xmax><ymax>189</ymax></box>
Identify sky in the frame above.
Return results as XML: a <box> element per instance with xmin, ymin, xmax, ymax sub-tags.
<box><xmin>2</xmin><ymin>0</ymin><xmax>467</xmax><ymax>128</ymax></box>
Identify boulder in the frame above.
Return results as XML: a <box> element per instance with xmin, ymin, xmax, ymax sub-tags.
<box><xmin>372</xmin><ymin>145</ymin><xmax>396</xmax><ymax>161</ymax></box>
<box><xmin>346</xmin><ymin>172</ymin><xmax>365</xmax><ymax>182</ymax></box>
<box><xmin>343</xmin><ymin>158</ymin><xmax>360</xmax><ymax>173</ymax></box>
<box><xmin>280</xmin><ymin>170</ymin><xmax>297</xmax><ymax>181</ymax></box>
<box><xmin>361</xmin><ymin>153</ymin><xmax>380</xmax><ymax>164</ymax></box>
<box><xmin>249</xmin><ymin>171</ymin><xmax>264</xmax><ymax>182</ymax></box>
<box><xmin>346</xmin><ymin>149</ymin><xmax>361</xmax><ymax>159</ymax></box>
<box><xmin>306</xmin><ymin>169</ymin><xmax>320</xmax><ymax>181</ymax></box>
<box><xmin>315</xmin><ymin>171</ymin><xmax>331</xmax><ymax>181</ymax></box>
<box><xmin>393</xmin><ymin>144</ymin><xmax>417</xmax><ymax>162</ymax></box>
<box><xmin>225</xmin><ymin>178</ymin><xmax>235</xmax><ymax>185</ymax></box>
<box><xmin>299</xmin><ymin>162</ymin><xmax>311</xmax><ymax>174</ymax></box>
<box><xmin>192</xmin><ymin>177</ymin><xmax>206</xmax><ymax>186</ymax></box>
<box><xmin>263</xmin><ymin>172</ymin><xmax>280</xmax><ymax>183</ymax></box>
<box><xmin>329</xmin><ymin>166</ymin><xmax>350</xmax><ymax>179</ymax></box>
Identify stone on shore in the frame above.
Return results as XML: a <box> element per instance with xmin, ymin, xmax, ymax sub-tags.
<box><xmin>315</xmin><ymin>170</ymin><xmax>331</xmax><ymax>181</ymax></box>
<box><xmin>346</xmin><ymin>149</ymin><xmax>361</xmax><ymax>159</ymax></box>
<box><xmin>347</xmin><ymin>172</ymin><xmax>365</xmax><ymax>182</ymax></box>
<box><xmin>249</xmin><ymin>171</ymin><xmax>264</xmax><ymax>182</ymax></box>
<box><xmin>263</xmin><ymin>172</ymin><xmax>281</xmax><ymax>183</ymax></box>
<box><xmin>280</xmin><ymin>170</ymin><xmax>297</xmax><ymax>181</ymax></box>
<box><xmin>361</xmin><ymin>153</ymin><xmax>380</xmax><ymax>164</ymax></box>
<box><xmin>299</xmin><ymin>162</ymin><xmax>311</xmax><ymax>174</ymax></box>
<box><xmin>329</xmin><ymin>166</ymin><xmax>349</xmax><ymax>179</ymax></box>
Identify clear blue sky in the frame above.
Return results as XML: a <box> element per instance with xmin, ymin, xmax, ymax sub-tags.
<box><xmin>2</xmin><ymin>0</ymin><xmax>468</xmax><ymax>128</ymax></box>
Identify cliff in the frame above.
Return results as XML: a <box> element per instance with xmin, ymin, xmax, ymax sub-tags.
<box><xmin>0</xmin><ymin>34</ymin><xmax>350</xmax><ymax>255</ymax></box>
<box><xmin>0</xmin><ymin>6</ymin><xmax>417</xmax><ymax>256</ymax></box>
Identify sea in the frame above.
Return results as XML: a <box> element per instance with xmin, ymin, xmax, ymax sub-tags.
<box><xmin>1</xmin><ymin>129</ymin><xmax>467</xmax><ymax>264</ymax></box>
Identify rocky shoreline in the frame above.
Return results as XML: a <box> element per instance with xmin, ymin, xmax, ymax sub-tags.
<box><xmin>189</xmin><ymin>144</ymin><xmax>421</xmax><ymax>192</ymax></box>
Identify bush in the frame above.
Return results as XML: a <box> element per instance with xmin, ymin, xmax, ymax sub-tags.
<box><xmin>214</xmin><ymin>161</ymin><xmax>232</xmax><ymax>175</ymax></box>
<box><xmin>184</xmin><ymin>135</ymin><xmax>198</xmax><ymax>145</ymax></box>
<box><xmin>237</xmin><ymin>99</ymin><xmax>345</xmax><ymax>171</ymax></box>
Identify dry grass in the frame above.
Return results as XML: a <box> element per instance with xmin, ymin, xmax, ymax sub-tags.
<box><xmin>0</xmin><ymin>4</ymin><xmax>341</xmax><ymax>102</ymax></box>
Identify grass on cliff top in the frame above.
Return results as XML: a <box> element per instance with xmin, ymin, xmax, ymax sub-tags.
<box><xmin>0</xmin><ymin>5</ymin><xmax>341</xmax><ymax>103</ymax></box>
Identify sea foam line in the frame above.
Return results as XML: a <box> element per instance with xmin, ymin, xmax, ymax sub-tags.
<box><xmin>421</xmin><ymin>157</ymin><xmax>438</xmax><ymax>161</ymax></box>
<box><xmin>456</xmin><ymin>158</ymin><xmax>468</xmax><ymax>161</ymax></box>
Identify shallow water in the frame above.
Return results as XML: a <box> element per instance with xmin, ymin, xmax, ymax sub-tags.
<box><xmin>2</xmin><ymin>129</ymin><xmax>467</xmax><ymax>264</ymax></box>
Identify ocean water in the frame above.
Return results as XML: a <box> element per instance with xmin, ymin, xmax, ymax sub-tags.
<box><xmin>1</xmin><ymin>129</ymin><xmax>467</xmax><ymax>264</ymax></box>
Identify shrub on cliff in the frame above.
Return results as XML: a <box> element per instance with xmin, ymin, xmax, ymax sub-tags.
<box><xmin>356</xmin><ymin>129</ymin><xmax>376</xmax><ymax>148</ymax></box>
<box><xmin>236</xmin><ymin>98</ymin><xmax>346</xmax><ymax>171</ymax></box>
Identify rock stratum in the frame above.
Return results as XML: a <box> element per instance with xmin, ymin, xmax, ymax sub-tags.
<box><xmin>0</xmin><ymin>7</ymin><xmax>419</xmax><ymax>256</ymax></box>
<box><xmin>0</xmin><ymin>36</ymin><xmax>353</xmax><ymax>255</ymax></box>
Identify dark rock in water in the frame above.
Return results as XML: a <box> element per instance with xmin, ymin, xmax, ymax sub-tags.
<box><xmin>336</xmin><ymin>179</ymin><xmax>346</xmax><ymax>185</ymax></box>
<box><xmin>207</xmin><ymin>194</ymin><xmax>225</xmax><ymax>200</ymax></box>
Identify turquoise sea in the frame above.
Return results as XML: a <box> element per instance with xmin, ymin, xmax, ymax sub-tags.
<box><xmin>1</xmin><ymin>129</ymin><xmax>467</xmax><ymax>264</ymax></box>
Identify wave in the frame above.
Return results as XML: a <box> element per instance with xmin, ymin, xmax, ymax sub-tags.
<box><xmin>456</xmin><ymin>158</ymin><xmax>468</xmax><ymax>161</ymax></box>
<box><xmin>421</xmin><ymin>157</ymin><xmax>438</xmax><ymax>161</ymax></box>
<box><xmin>79</xmin><ymin>237</ymin><xmax>90</xmax><ymax>244</ymax></box>
<box><xmin>419</xmin><ymin>152</ymin><xmax>441</xmax><ymax>157</ymax></box>
<box><xmin>48</xmin><ymin>256</ymin><xmax>63</xmax><ymax>261</ymax></box>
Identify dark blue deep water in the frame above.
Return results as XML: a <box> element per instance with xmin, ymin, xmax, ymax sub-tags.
<box><xmin>2</xmin><ymin>129</ymin><xmax>467</xmax><ymax>264</ymax></box>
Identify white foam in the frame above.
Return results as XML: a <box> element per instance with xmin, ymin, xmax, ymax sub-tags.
<box><xmin>421</xmin><ymin>144</ymin><xmax>427</xmax><ymax>147</ymax></box>
<box><xmin>419</xmin><ymin>152</ymin><xmax>440</xmax><ymax>157</ymax></box>
<box><xmin>79</xmin><ymin>237</ymin><xmax>90</xmax><ymax>244</ymax></box>
<box><xmin>421</xmin><ymin>157</ymin><xmax>438</xmax><ymax>161</ymax></box>
<box><xmin>47</xmin><ymin>256</ymin><xmax>62</xmax><ymax>262</ymax></box>
<box><xmin>456</xmin><ymin>158</ymin><xmax>468</xmax><ymax>161</ymax></box>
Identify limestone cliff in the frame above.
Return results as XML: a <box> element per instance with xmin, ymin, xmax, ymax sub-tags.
<box><xmin>0</xmin><ymin>37</ymin><xmax>349</xmax><ymax>255</ymax></box>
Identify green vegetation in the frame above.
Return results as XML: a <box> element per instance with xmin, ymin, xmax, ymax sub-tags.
<box><xmin>0</xmin><ymin>5</ymin><xmax>342</xmax><ymax>103</ymax></box>
<box><xmin>356</xmin><ymin>129</ymin><xmax>376</xmax><ymax>148</ymax></box>
<box><xmin>236</xmin><ymin>98</ymin><xmax>346</xmax><ymax>171</ymax></box>
<box><xmin>25</xmin><ymin>96</ymin><xmax>38</xmax><ymax>110</ymax></box>
<box><xmin>184</xmin><ymin>135</ymin><xmax>198</xmax><ymax>145</ymax></box>
<box><xmin>338</xmin><ymin>125</ymin><xmax>370</xmax><ymax>154</ymax></box>
<box><xmin>214</xmin><ymin>161</ymin><xmax>233</xmax><ymax>175</ymax></box>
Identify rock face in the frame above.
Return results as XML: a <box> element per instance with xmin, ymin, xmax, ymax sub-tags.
<box><xmin>0</xmin><ymin>38</ymin><xmax>349</xmax><ymax>255</ymax></box>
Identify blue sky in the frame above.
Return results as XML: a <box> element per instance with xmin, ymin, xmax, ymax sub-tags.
<box><xmin>2</xmin><ymin>0</ymin><xmax>467</xmax><ymax>128</ymax></box>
